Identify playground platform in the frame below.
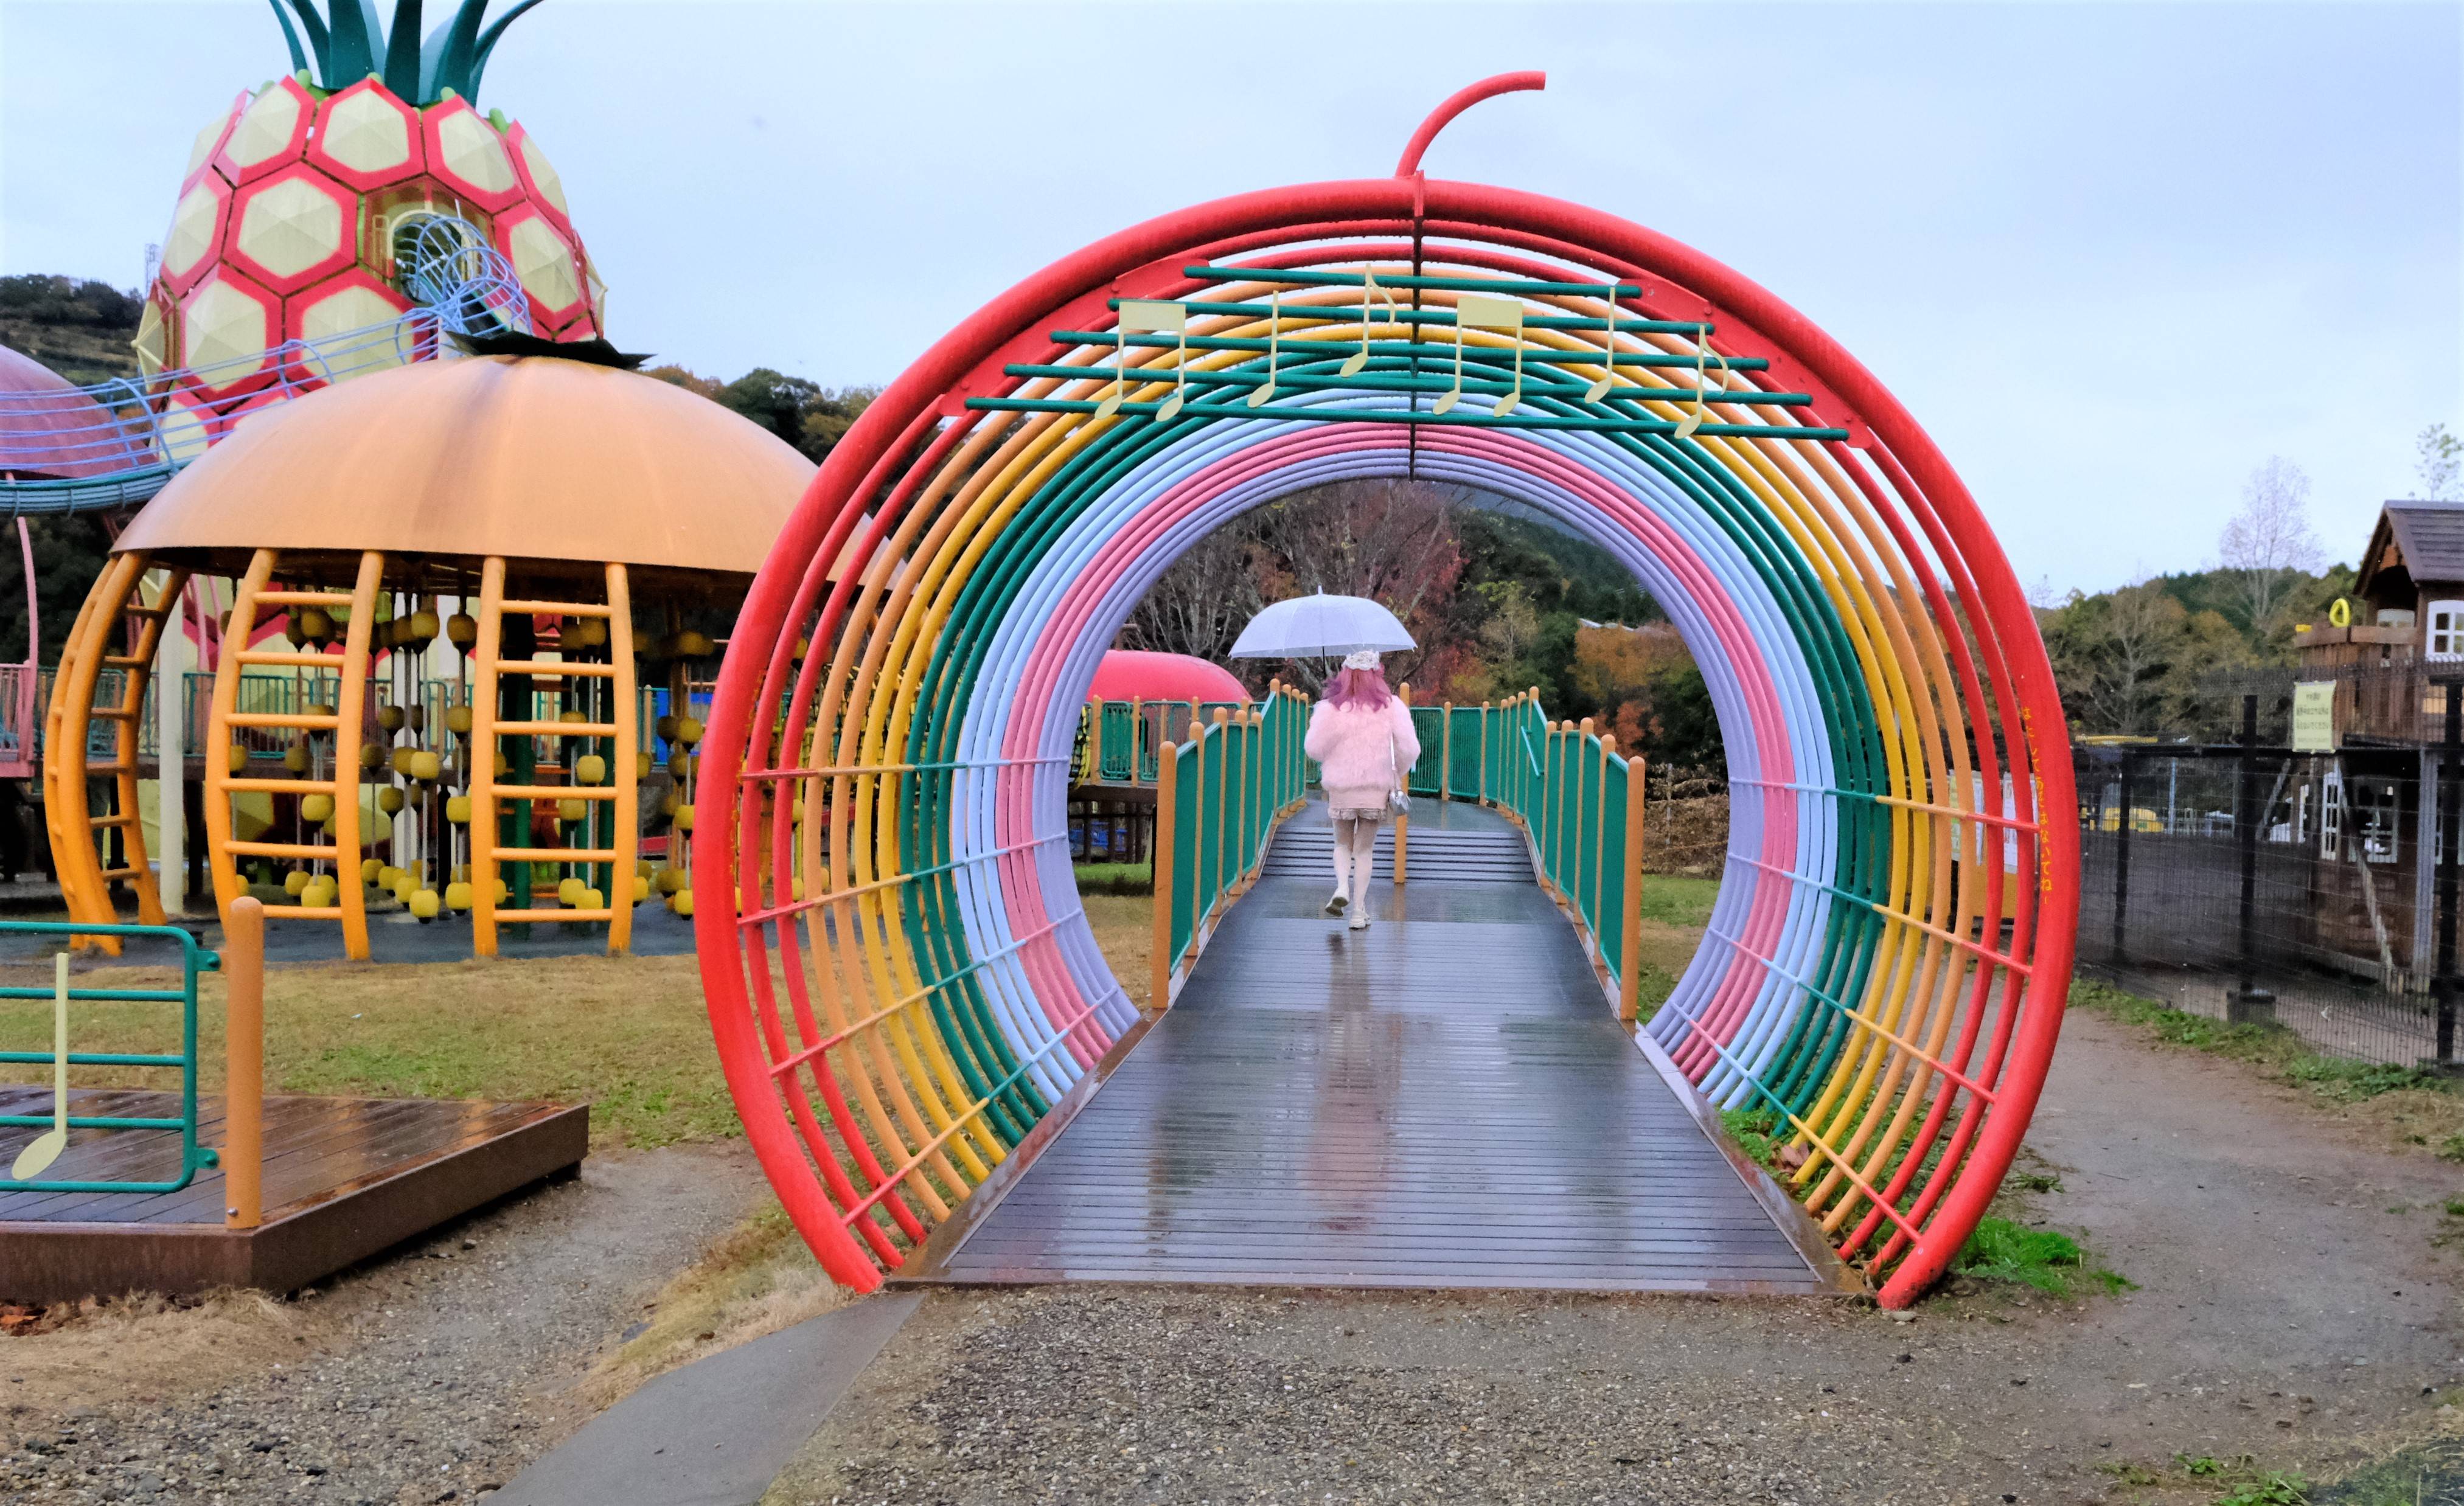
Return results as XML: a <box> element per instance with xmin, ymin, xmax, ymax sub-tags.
<box><xmin>0</xmin><ymin>1086</ymin><xmax>585</xmax><ymax>1305</ymax></box>
<box><xmin>899</xmin><ymin>804</ymin><xmax>1854</xmax><ymax>1295</ymax></box>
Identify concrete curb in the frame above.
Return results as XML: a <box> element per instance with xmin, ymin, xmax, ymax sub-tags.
<box><xmin>492</xmin><ymin>1291</ymin><xmax>921</xmax><ymax>1506</ymax></box>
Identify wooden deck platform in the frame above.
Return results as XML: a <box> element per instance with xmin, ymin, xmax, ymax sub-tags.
<box><xmin>902</xmin><ymin>805</ymin><xmax>1855</xmax><ymax>1295</ymax></box>
<box><xmin>0</xmin><ymin>1088</ymin><xmax>587</xmax><ymax>1303</ymax></box>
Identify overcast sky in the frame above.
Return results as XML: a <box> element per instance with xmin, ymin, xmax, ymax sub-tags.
<box><xmin>3</xmin><ymin>1</ymin><xmax>2457</xmax><ymax>597</ymax></box>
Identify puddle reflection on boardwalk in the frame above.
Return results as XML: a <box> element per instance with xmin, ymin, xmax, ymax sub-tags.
<box><xmin>917</xmin><ymin>804</ymin><xmax>1831</xmax><ymax>1293</ymax></box>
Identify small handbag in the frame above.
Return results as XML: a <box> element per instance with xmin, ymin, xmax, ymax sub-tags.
<box><xmin>1387</xmin><ymin>722</ymin><xmax>1412</xmax><ymax>815</ymax></box>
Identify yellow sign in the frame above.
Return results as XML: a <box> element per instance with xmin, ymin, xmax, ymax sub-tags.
<box><xmin>2291</xmin><ymin>681</ymin><xmax>2338</xmax><ymax>752</ymax></box>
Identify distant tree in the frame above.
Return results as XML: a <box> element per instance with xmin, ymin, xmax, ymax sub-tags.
<box><xmin>2418</xmin><ymin>423</ymin><xmax>2462</xmax><ymax>501</ymax></box>
<box><xmin>643</xmin><ymin>367</ymin><xmax>880</xmax><ymax>465</ymax></box>
<box><xmin>1118</xmin><ymin>528</ymin><xmax>1266</xmax><ymax>669</ymax></box>
<box><xmin>2042</xmin><ymin>580</ymin><xmax>2188</xmax><ymax>735</ymax></box>
<box><xmin>2219</xmin><ymin>457</ymin><xmax>2323</xmax><ymax>630</ymax></box>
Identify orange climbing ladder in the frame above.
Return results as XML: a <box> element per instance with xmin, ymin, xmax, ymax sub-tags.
<box><xmin>468</xmin><ymin>557</ymin><xmax>639</xmax><ymax>956</ymax></box>
<box><xmin>201</xmin><ymin>549</ymin><xmax>381</xmax><ymax>960</ymax></box>
<box><xmin>44</xmin><ymin>552</ymin><xmax>192</xmax><ymax>953</ymax></box>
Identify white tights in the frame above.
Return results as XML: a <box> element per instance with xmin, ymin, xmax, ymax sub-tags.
<box><xmin>1330</xmin><ymin>816</ymin><xmax>1382</xmax><ymax>901</ymax></box>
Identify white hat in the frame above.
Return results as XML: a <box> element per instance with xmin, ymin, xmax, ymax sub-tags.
<box><xmin>1341</xmin><ymin>650</ymin><xmax>1380</xmax><ymax>671</ymax></box>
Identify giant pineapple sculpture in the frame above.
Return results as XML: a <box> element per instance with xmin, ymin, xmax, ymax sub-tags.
<box><xmin>135</xmin><ymin>0</ymin><xmax>604</xmax><ymax>454</ymax></box>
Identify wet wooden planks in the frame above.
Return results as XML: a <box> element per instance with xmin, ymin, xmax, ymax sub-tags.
<box><xmin>913</xmin><ymin>820</ymin><xmax>1834</xmax><ymax>1293</ymax></box>
<box><xmin>0</xmin><ymin>1088</ymin><xmax>585</xmax><ymax>1303</ymax></box>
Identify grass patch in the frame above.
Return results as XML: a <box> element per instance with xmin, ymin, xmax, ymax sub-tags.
<box><xmin>577</xmin><ymin>1196</ymin><xmax>847</xmax><ymax>1411</ymax></box>
<box><xmin>0</xmin><ymin>893</ymin><xmax>1166</xmax><ymax>1147</ymax></box>
<box><xmin>2213</xmin><ymin>1473</ymin><xmax>2309</xmax><ymax>1506</ymax></box>
<box><xmin>2070</xmin><ymin>977</ymin><xmax>2447</xmax><ymax>1105</ymax></box>
<box><xmin>1718</xmin><ymin>1107</ymin><xmax>1784</xmax><ymax>1170</ymax></box>
<box><xmin>1953</xmin><ymin>1215</ymin><xmax>2136</xmax><ymax>1298</ymax></box>
<box><xmin>1075</xmin><ymin>861</ymin><xmax>1153</xmax><ymax>896</ymax></box>
<box><xmin>1635</xmin><ymin>873</ymin><xmax>1719</xmax><ymax>929</ymax></box>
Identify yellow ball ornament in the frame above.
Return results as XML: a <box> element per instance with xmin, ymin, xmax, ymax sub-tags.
<box><xmin>559</xmin><ymin>797</ymin><xmax>588</xmax><ymax>824</ymax></box>
<box><xmin>360</xmin><ymin>858</ymin><xmax>383</xmax><ymax>884</ymax></box>
<box><xmin>655</xmin><ymin>715</ymin><xmax>679</xmax><ymax>741</ymax></box>
<box><xmin>559</xmin><ymin>709</ymin><xmax>587</xmax><ymax>726</ymax></box>
<box><xmin>300</xmin><ymin>793</ymin><xmax>335</xmax><ymax>824</ymax></box>
<box><xmin>445</xmin><ymin>706</ymin><xmax>473</xmax><ymax>735</ymax></box>
<box><xmin>359</xmin><ymin>744</ymin><xmax>383</xmax><ymax>770</ymax></box>
<box><xmin>445</xmin><ymin>881</ymin><xmax>473</xmax><ymax>912</ymax></box>
<box><xmin>392</xmin><ymin>873</ymin><xmax>417</xmax><ymax>902</ymax></box>
<box><xmin>631</xmin><ymin>875</ymin><xmax>650</xmax><ymax>902</ymax></box>
<box><xmin>447</xmin><ymin>795</ymin><xmax>473</xmax><ymax>824</ymax></box>
<box><xmin>390</xmin><ymin>748</ymin><xmax>416</xmax><ymax>776</ymax></box>
<box><xmin>636</xmin><ymin>751</ymin><xmax>653</xmax><ymax>779</ymax></box>
<box><xmin>658</xmin><ymin>789</ymin><xmax>679</xmax><ymax>817</ymax></box>
<box><xmin>655</xmin><ymin>866</ymin><xmax>684</xmax><ymax>894</ymax></box>
<box><xmin>447</xmin><ymin>612</ymin><xmax>478</xmax><ymax>647</ymax></box>
<box><xmin>283</xmin><ymin>870</ymin><xmax>310</xmax><ymax>896</ymax></box>
<box><xmin>377</xmin><ymin>787</ymin><xmax>405</xmax><ymax>816</ymax></box>
<box><xmin>410</xmin><ymin>751</ymin><xmax>442</xmax><ymax>782</ymax></box>
<box><xmin>575</xmin><ymin>754</ymin><xmax>607</xmax><ymax>785</ymax></box>
<box><xmin>671</xmin><ymin>887</ymin><xmax>695</xmax><ymax>917</ymax></box>
<box><xmin>409</xmin><ymin>610</ymin><xmax>440</xmax><ymax>644</ymax></box>
<box><xmin>409</xmin><ymin>888</ymin><xmax>441</xmax><ymax>920</ymax></box>
<box><xmin>284</xmin><ymin>741</ymin><xmax>309</xmax><ymax>773</ymax></box>
<box><xmin>298</xmin><ymin>608</ymin><xmax>331</xmax><ymax>640</ymax></box>
<box><xmin>557</xmin><ymin>876</ymin><xmax>587</xmax><ymax>906</ymax></box>
<box><xmin>677</xmin><ymin>717</ymin><xmax>704</xmax><ymax>746</ymax></box>
<box><xmin>673</xmin><ymin>803</ymin><xmax>695</xmax><ymax>831</ymax></box>
<box><xmin>377</xmin><ymin>706</ymin><xmax>405</xmax><ymax>732</ymax></box>
<box><xmin>226</xmin><ymin>744</ymin><xmax>249</xmax><ymax>775</ymax></box>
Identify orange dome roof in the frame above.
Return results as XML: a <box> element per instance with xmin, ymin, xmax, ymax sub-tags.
<box><xmin>114</xmin><ymin>354</ymin><xmax>812</xmax><ymax>581</ymax></box>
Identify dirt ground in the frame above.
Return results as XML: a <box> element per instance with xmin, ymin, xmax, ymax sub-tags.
<box><xmin>764</xmin><ymin>1007</ymin><xmax>2464</xmax><ymax>1506</ymax></box>
<box><xmin>0</xmin><ymin>1143</ymin><xmax>775</xmax><ymax>1505</ymax></box>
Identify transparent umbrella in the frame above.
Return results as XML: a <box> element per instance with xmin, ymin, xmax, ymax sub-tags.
<box><xmin>1228</xmin><ymin>592</ymin><xmax>1416</xmax><ymax>659</ymax></box>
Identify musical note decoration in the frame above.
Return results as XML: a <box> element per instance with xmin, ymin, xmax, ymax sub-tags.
<box><xmin>1439</xmin><ymin>293</ymin><xmax>1524</xmax><ymax>418</ymax></box>
<box><xmin>10</xmin><ymin>953</ymin><xmax>71</xmax><ymax>1181</ymax></box>
<box><xmin>1671</xmin><ymin>322</ymin><xmax>1729</xmax><ymax>440</ymax></box>
<box><xmin>1585</xmin><ymin>283</ymin><xmax>1619</xmax><ymax>404</ymax></box>
<box><xmin>1340</xmin><ymin>271</ymin><xmax>1399</xmax><ymax>379</ymax></box>
<box><xmin>1094</xmin><ymin>299</ymin><xmax>1191</xmax><ymax>423</ymax></box>
<box><xmin>1246</xmin><ymin>290</ymin><xmax>1281</xmax><ymax>409</ymax></box>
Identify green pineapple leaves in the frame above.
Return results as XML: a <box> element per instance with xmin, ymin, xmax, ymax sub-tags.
<box><xmin>263</xmin><ymin>0</ymin><xmax>541</xmax><ymax>106</ymax></box>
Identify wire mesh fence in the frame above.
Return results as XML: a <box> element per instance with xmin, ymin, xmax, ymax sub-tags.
<box><xmin>2076</xmin><ymin>681</ymin><xmax>2464</xmax><ymax>1068</ymax></box>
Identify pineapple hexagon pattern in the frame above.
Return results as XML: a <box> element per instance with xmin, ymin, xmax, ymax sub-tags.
<box><xmin>228</xmin><ymin>164</ymin><xmax>358</xmax><ymax>294</ymax></box>
<box><xmin>214</xmin><ymin>75</ymin><xmax>315</xmax><ymax>184</ymax></box>
<box><xmin>309</xmin><ymin>78</ymin><xmax>425</xmax><ymax>190</ymax></box>
<box><xmin>178</xmin><ymin>271</ymin><xmax>278</xmax><ymax>390</ymax></box>
<box><xmin>423</xmin><ymin>99</ymin><xmax>524</xmax><ymax>211</ymax></box>
<box><xmin>181</xmin><ymin>94</ymin><xmax>248</xmax><ymax>186</ymax></box>
<box><xmin>158</xmin><ymin>172</ymin><xmax>232</xmax><ymax>297</ymax></box>
<box><xmin>498</xmin><ymin>209</ymin><xmax>586</xmax><ymax>328</ymax></box>
<box><xmin>288</xmin><ymin>269</ymin><xmax>419</xmax><ymax>377</ymax></box>
<box><xmin>504</xmin><ymin>123</ymin><xmax>571</xmax><ymax>229</ymax></box>
<box><xmin>139</xmin><ymin>2</ymin><xmax>603</xmax><ymax>402</ymax></box>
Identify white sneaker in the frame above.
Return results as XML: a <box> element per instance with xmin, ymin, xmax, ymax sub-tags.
<box><xmin>1348</xmin><ymin>911</ymin><xmax>1371</xmax><ymax>931</ymax></box>
<box><xmin>1324</xmin><ymin>890</ymin><xmax>1349</xmax><ymax>915</ymax></box>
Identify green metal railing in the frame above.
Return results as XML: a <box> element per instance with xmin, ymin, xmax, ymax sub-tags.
<box><xmin>1149</xmin><ymin>688</ymin><xmax>1309</xmax><ymax>1004</ymax></box>
<box><xmin>1074</xmin><ymin>698</ymin><xmax>1251</xmax><ymax>786</ymax></box>
<box><xmin>0</xmin><ymin>921</ymin><xmax>221</xmax><ymax>1194</ymax></box>
<box><xmin>1392</xmin><ymin>691</ymin><xmax>1654</xmax><ymax>1019</ymax></box>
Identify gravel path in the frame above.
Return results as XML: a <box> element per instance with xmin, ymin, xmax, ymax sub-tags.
<box><xmin>1</xmin><ymin>1143</ymin><xmax>767</xmax><ymax>1505</ymax></box>
<box><xmin>765</xmin><ymin>1009</ymin><xmax>2464</xmax><ymax>1505</ymax></box>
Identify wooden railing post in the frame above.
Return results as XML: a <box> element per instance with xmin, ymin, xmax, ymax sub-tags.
<box><xmin>1152</xmin><ymin>741</ymin><xmax>1177</xmax><ymax>1010</ymax></box>
<box><xmin>223</xmin><ymin>895</ymin><xmax>265</xmax><ymax>1229</ymax></box>
<box><xmin>1620</xmin><ymin>755</ymin><xmax>1647</xmax><ymax>1021</ymax></box>
<box><xmin>1086</xmin><ymin>696</ymin><xmax>1102</xmax><ymax>785</ymax></box>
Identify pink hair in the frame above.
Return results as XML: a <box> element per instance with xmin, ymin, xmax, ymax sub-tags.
<box><xmin>1321</xmin><ymin>665</ymin><xmax>1394</xmax><ymax>710</ymax></box>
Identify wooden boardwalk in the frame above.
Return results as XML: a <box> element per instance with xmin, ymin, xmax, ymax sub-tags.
<box><xmin>1</xmin><ymin>1088</ymin><xmax>586</xmax><ymax>1303</ymax></box>
<box><xmin>907</xmin><ymin>802</ymin><xmax>1847</xmax><ymax>1294</ymax></box>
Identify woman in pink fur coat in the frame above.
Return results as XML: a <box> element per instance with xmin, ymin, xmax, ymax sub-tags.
<box><xmin>1301</xmin><ymin>650</ymin><xmax>1421</xmax><ymax>930</ymax></box>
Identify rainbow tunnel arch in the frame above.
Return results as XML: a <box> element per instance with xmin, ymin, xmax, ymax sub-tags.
<box><xmin>696</xmin><ymin>138</ymin><xmax>2081</xmax><ymax>1309</ymax></box>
